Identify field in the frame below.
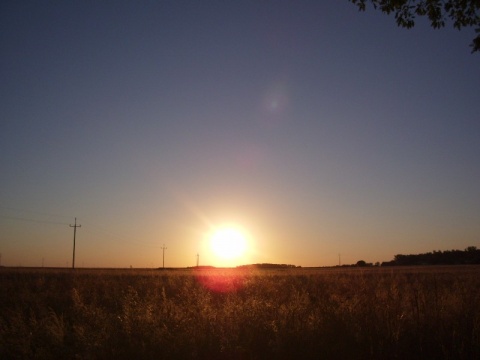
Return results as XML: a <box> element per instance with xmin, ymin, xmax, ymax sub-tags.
<box><xmin>1</xmin><ymin>266</ymin><xmax>479</xmax><ymax>359</ymax></box>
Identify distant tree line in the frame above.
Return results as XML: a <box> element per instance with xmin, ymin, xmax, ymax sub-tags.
<box><xmin>336</xmin><ymin>260</ymin><xmax>378</xmax><ymax>267</ymax></box>
<box><xmin>238</xmin><ymin>263</ymin><xmax>299</xmax><ymax>269</ymax></box>
<box><xmin>381</xmin><ymin>246</ymin><xmax>480</xmax><ymax>266</ymax></box>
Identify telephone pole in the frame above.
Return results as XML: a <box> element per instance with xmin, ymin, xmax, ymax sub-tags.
<box><xmin>196</xmin><ymin>253</ymin><xmax>199</xmax><ymax>267</ymax></box>
<box><xmin>161</xmin><ymin>244</ymin><xmax>167</xmax><ymax>268</ymax></box>
<box><xmin>70</xmin><ymin>218</ymin><xmax>81</xmax><ymax>269</ymax></box>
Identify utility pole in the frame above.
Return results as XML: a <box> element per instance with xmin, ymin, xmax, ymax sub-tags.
<box><xmin>161</xmin><ymin>244</ymin><xmax>167</xmax><ymax>268</ymax></box>
<box><xmin>338</xmin><ymin>253</ymin><xmax>341</xmax><ymax>266</ymax></box>
<box><xmin>196</xmin><ymin>253</ymin><xmax>199</xmax><ymax>267</ymax></box>
<box><xmin>70</xmin><ymin>218</ymin><xmax>81</xmax><ymax>269</ymax></box>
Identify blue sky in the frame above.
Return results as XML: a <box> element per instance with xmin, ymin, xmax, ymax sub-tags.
<box><xmin>1</xmin><ymin>1</ymin><xmax>479</xmax><ymax>267</ymax></box>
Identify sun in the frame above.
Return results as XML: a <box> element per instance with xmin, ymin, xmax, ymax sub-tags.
<box><xmin>210</xmin><ymin>226</ymin><xmax>247</xmax><ymax>261</ymax></box>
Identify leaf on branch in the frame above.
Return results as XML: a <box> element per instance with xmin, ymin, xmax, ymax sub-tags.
<box><xmin>348</xmin><ymin>0</ymin><xmax>480</xmax><ymax>53</ymax></box>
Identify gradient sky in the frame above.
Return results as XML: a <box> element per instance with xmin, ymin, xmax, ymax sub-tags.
<box><xmin>1</xmin><ymin>1</ymin><xmax>479</xmax><ymax>268</ymax></box>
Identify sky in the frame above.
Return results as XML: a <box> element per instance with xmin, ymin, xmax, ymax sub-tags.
<box><xmin>1</xmin><ymin>1</ymin><xmax>479</xmax><ymax>268</ymax></box>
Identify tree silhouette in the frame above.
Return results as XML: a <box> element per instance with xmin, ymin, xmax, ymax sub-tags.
<box><xmin>382</xmin><ymin>247</ymin><xmax>480</xmax><ymax>266</ymax></box>
<box><xmin>349</xmin><ymin>0</ymin><xmax>480</xmax><ymax>53</ymax></box>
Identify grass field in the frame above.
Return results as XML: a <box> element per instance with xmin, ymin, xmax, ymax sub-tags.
<box><xmin>1</xmin><ymin>266</ymin><xmax>479</xmax><ymax>359</ymax></box>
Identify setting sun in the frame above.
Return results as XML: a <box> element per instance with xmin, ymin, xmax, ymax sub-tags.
<box><xmin>210</xmin><ymin>226</ymin><xmax>247</xmax><ymax>261</ymax></box>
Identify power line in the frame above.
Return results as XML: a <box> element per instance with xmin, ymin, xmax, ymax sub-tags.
<box><xmin>70</xmin><ymin>218</ymin><xmax>81</xmax><ymax>269</ymax></box>
<box><xmin>80</xmin><ymin>221</ymin><xmax>164</xmax><ymax>248</ymax></box>
<box><xmin>0</xmin><ymin>206</ymin><xmax>71</xmax><ymax>220</ymax></box>
<box><xmin>0</xmin><ymin>215</ymin><xmax>68</xmax><ymax>226</ymax></box>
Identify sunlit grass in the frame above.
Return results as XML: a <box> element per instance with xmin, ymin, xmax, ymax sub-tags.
<box><xmin>0</xmin><ymin>266</ymin><xmax>479</xmax><ymax>359</ymax></box>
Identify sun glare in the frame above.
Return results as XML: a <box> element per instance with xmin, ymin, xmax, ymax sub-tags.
<box><xmin>210</xmin><ymin>226</ymin><xmax>247</xmax><ymax>261</ymax></box>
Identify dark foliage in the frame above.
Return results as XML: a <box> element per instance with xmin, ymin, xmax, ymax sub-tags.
<box><xmin>349</xmin><ymin>0</ymin><xmax>480</xmax><ymax>52</ymax></box>
<box><xmin>382</xmin><ymin>246</ymin><xmax>480</xmax><ymax>266</ymax></box>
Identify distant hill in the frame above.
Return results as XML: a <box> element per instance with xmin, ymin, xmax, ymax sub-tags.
<box><xmin>237</xmin><ymin>263</ymin><xmax>299</xmax><ymax>269</ymax></box>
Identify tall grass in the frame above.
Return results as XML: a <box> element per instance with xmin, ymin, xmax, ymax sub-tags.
<box><xmin>0</xmin><ymin>266</ymin><xmax>479</xmax><ymax>359</ymax></box>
